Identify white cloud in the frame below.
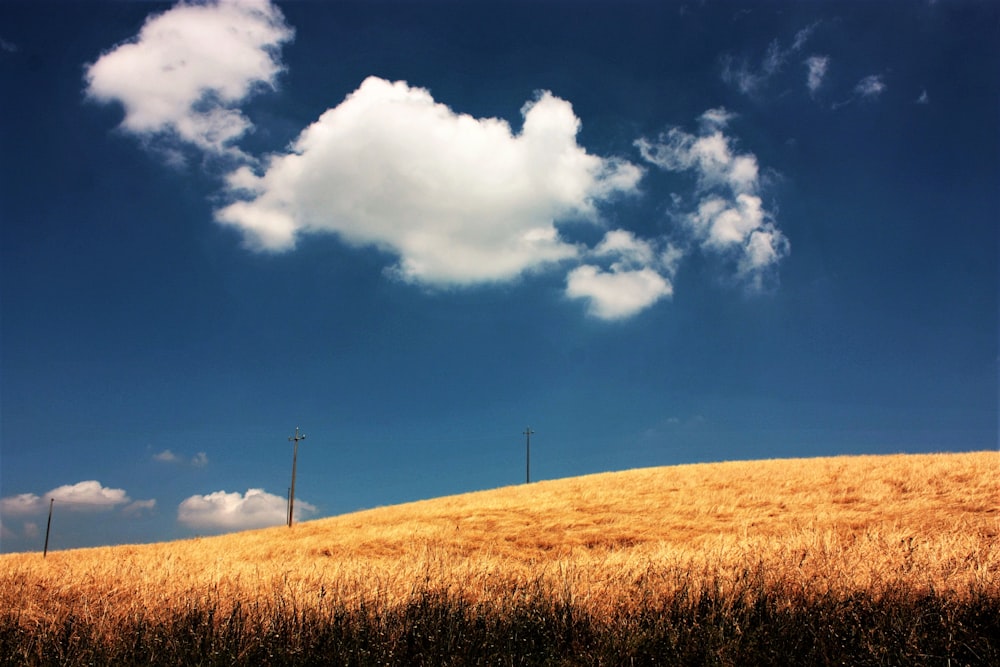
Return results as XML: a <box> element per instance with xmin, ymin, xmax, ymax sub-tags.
<box><xmin>805</xmin><ymin>55</ymin><xmax>829</xmax><ymax>93</ymax></box>
<box><xmin>1</xmin><ymin>481</ymin><xmax>139</xmax><ymax>516</ymax></box>
<box><xmin>178</xmin><ymin>488</ymin><xmax>315</xmax><ymax>531</ymax></box>
<box><xmin>47</xmin><ymin>480</ymin><xmax>131</xmax><ymax>510</ymax></box>
<box><xmin>564</xmin><ymin>229</ymin><xmax>678</xmax><ymax>319</ymax></box>
<box><xmin>191</xmin><ymin>452</ymin><xmax>209</xmax><ymax>467</ymax></box>
<box><xmin>216</xmin><ymin>76</ymin><xmax>642</xmax><ymax>285</ymax></box>
<box><xmin>566</xmin><ymin>265</ymin><xmax>672</xmax><ymax>320</ymax></box>
<box><xmin>855</xmin><ymin>74</ymin><xmax>886</xmax><ymax>98</ymax></box>
<box><xmin>916</xmin><ymin>89</ymin><xmax>929</xmax><ymax>105</ymax></box>
<box><xmin>636</xmin><ymin>110</ymin><xmax>788</xmax><ymax>288</ymax></box>
<box><xmin>84</xmin><ymin>0</ymin><xmax>293</xmax><ymax>157</ymax></box>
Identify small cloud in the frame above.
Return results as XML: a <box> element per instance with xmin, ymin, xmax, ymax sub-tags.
<box><xmin>698</xmin><ymin>107</ymin><xmax>737</xmax><ymax>131</ymax></box>
<box><xmin>565</xmin><ymin>230</ymin><xmax>679</xmax><ymax>320</ymax></box>
<box><xmin>855</xmin><ymin>74</ymin><xmax>886</xmax><ymax>98</ymax></box>
<box><xmin>0</xmin><ymin>38</ymin><xmax>18</xmax><ymax>54</ymax></box>
<box><xmin>123</xmin><ymin>499</ymin><xmax>157</xmax><ymax>516</ymax></box>
<box><xmin>178</xmin><ymin>488</ymin><xmax>315</xmax><ymax>532</ymax></box>
<box><xmin>154</xmin><ymin>448</ymin><xmax>208</xmax><ymax>467</ymax></box>
<box><xmin>805</xmin><ymin>55</ymin><xmax>829</xmax><ymax>94</ymax></box>
<box><xmin>916</xmin><ymin>89</ymin><xmax>929</xmax><ymax>105</ymax></box>
<box><xmin>153</xmin><ymin>449</ymin><xmax>179</xmax><ymax>463</ymax></box>
<box><xmin>47</xmin><ymin>481</ymin><xmax>130</xmax><ymax>511</ymax></box>
<box><xmin>566</xmin><ymin>264</ymin><xmax>673</xmax><ymax>320</ymax></box>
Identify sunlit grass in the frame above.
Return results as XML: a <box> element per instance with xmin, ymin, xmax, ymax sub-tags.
<box><xmin>2</xmin><ymin>451</ymin><xmax>997</xmax><ymax>664</ymax></box>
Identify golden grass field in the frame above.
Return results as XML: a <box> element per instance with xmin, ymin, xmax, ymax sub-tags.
<box><xmin>2</xmin><ymin>450</ymin><xmax>996</xmax><ymax>638</ymax></box>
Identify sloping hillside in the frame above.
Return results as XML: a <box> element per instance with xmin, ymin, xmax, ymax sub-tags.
<box><xmin>4</xmin><ymin>452</ymin><xmax>996</xmax><ymax>618</ymax></box>
<box><xmin>2</xmin><ymin>451</ymin><xmax>997</xmax><ymax>665</ymax></box>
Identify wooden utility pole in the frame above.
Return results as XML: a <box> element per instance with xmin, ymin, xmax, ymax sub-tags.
<box><xmin>43</xmin><ymin>498</ymin><xmax>54</xmax><ymax>557</ymax></box>
<box><xmin>287</xmin><ymin>427</ymin><xmax>306</xmax><ymax>527</ymax></box>
<box><xmin>524</xmin><ymin>427</ymin><xmax>534</xmax><ymax>484</ymax></box>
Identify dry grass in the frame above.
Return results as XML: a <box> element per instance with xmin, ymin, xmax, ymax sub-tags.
<box><xmin>2</xmin><ymin>451</ymin><xmax>997</xmax><ymax>663</ymax></box>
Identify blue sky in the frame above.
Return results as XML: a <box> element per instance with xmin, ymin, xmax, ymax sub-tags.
<box><xmin>1</xmin><ymin>0</ymin><xmax>996</xmax><ymax>552</ymax></box>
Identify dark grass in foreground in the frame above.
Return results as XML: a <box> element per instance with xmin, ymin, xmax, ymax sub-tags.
<box><xmin>4</xmin><ymin>582</ymin><xmax>998</xmax><ymax>666</ymax></box>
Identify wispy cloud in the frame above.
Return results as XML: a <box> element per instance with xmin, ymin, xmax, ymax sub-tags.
<box><xmin>154</xmin><ymin>449</ymin><xmax>209</xmax><ymax>467</ymax></box>
<box><xmin>805</xmin><ymin>55</ymin><xmax>830</xmax><ymax>94</ymax></box>
<box><xmin>0</xmin><ymin>38</ymin><xmax>18</xmax><ymax>54</ymax></box>
<box><xmin>721</xmin><ymin>23</ymin><xmax>819</xmax><ymax>96</ymax></box>
<box><xmin>831</xmin><ymin>73</ymin><xmax>889</xmax><ymax>109</ymax></box>
<box><xmin>178</xmin><ymin>488</ymin><xmax>315</xmax><ymax>532</ymax></box>
<box><xmin>916</xmin><ymin>89</ymin><xmax>930</xmax><ymax>105</ymax></box>
<box><xmin>636</xmin><ymin>108</ymin><xmax>788</xmax><ymax>290</ymax></box>
<box><xmin>84</xmin><ymin>0</ymin><xmax>293</xmax><ymax>160</ymax></box>
<box><xmin>855</xmin><ymin>74</ymin><xmax>887</xmax><ymax>98</ymax></box>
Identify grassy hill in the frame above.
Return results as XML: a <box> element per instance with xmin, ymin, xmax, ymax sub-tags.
<box><xmin>2</xmin><ymin>451</ymin><xmax>998</xmax><ymax>664</ymax></box>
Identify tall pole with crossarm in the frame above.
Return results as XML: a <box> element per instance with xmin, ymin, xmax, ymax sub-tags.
<box><xmin>287</xmin><ymin>427</ymin><xmax>306</xmax><ymax>527</ymax></box>
<box><xmin>524</xmin><ymin>426</ymin><xmax>534</xmax><ymax>484</ymax></box>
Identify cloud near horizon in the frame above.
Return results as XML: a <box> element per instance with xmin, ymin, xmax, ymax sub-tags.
<box><xmin>178</xmin><ymin>488</ymin><xmax>315</xmax><ymax>532</ymax></box>
<box><xmin>0</xmin><ymin>480</ymin><xmax>153</xmax><ymax>516</ymax></box>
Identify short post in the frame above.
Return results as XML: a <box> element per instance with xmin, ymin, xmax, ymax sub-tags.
<box><xmin>43</xmin><ymin>498</ymin><xmax>54</xmax><ymax>558</ymax></box>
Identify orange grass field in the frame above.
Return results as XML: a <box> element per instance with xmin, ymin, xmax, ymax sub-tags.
<box><xmin>2</xmin><ymin>450</ymin><xmax>997</xmax><ymax>630</ymax></box>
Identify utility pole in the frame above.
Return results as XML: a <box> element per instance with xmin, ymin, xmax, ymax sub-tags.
<box><xmin>524</xmin><ymin>427</ymin><xmax>534</xmax><ymax>484</ymax></box>
<box><xmin>287</xmin><ymin>427</ymin><xmax>305</xmax><ymax>527</ymax></box>
<box><xmin>43</xmin><ymin>498</ymin><xmax>54</xmax><ymax>558</ymax></box>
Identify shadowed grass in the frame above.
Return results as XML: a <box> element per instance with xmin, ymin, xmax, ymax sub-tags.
<box><xmin>2</xmin><ymin>574</ymin><xmax>997</xmax><ymax>666</ymax></box>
